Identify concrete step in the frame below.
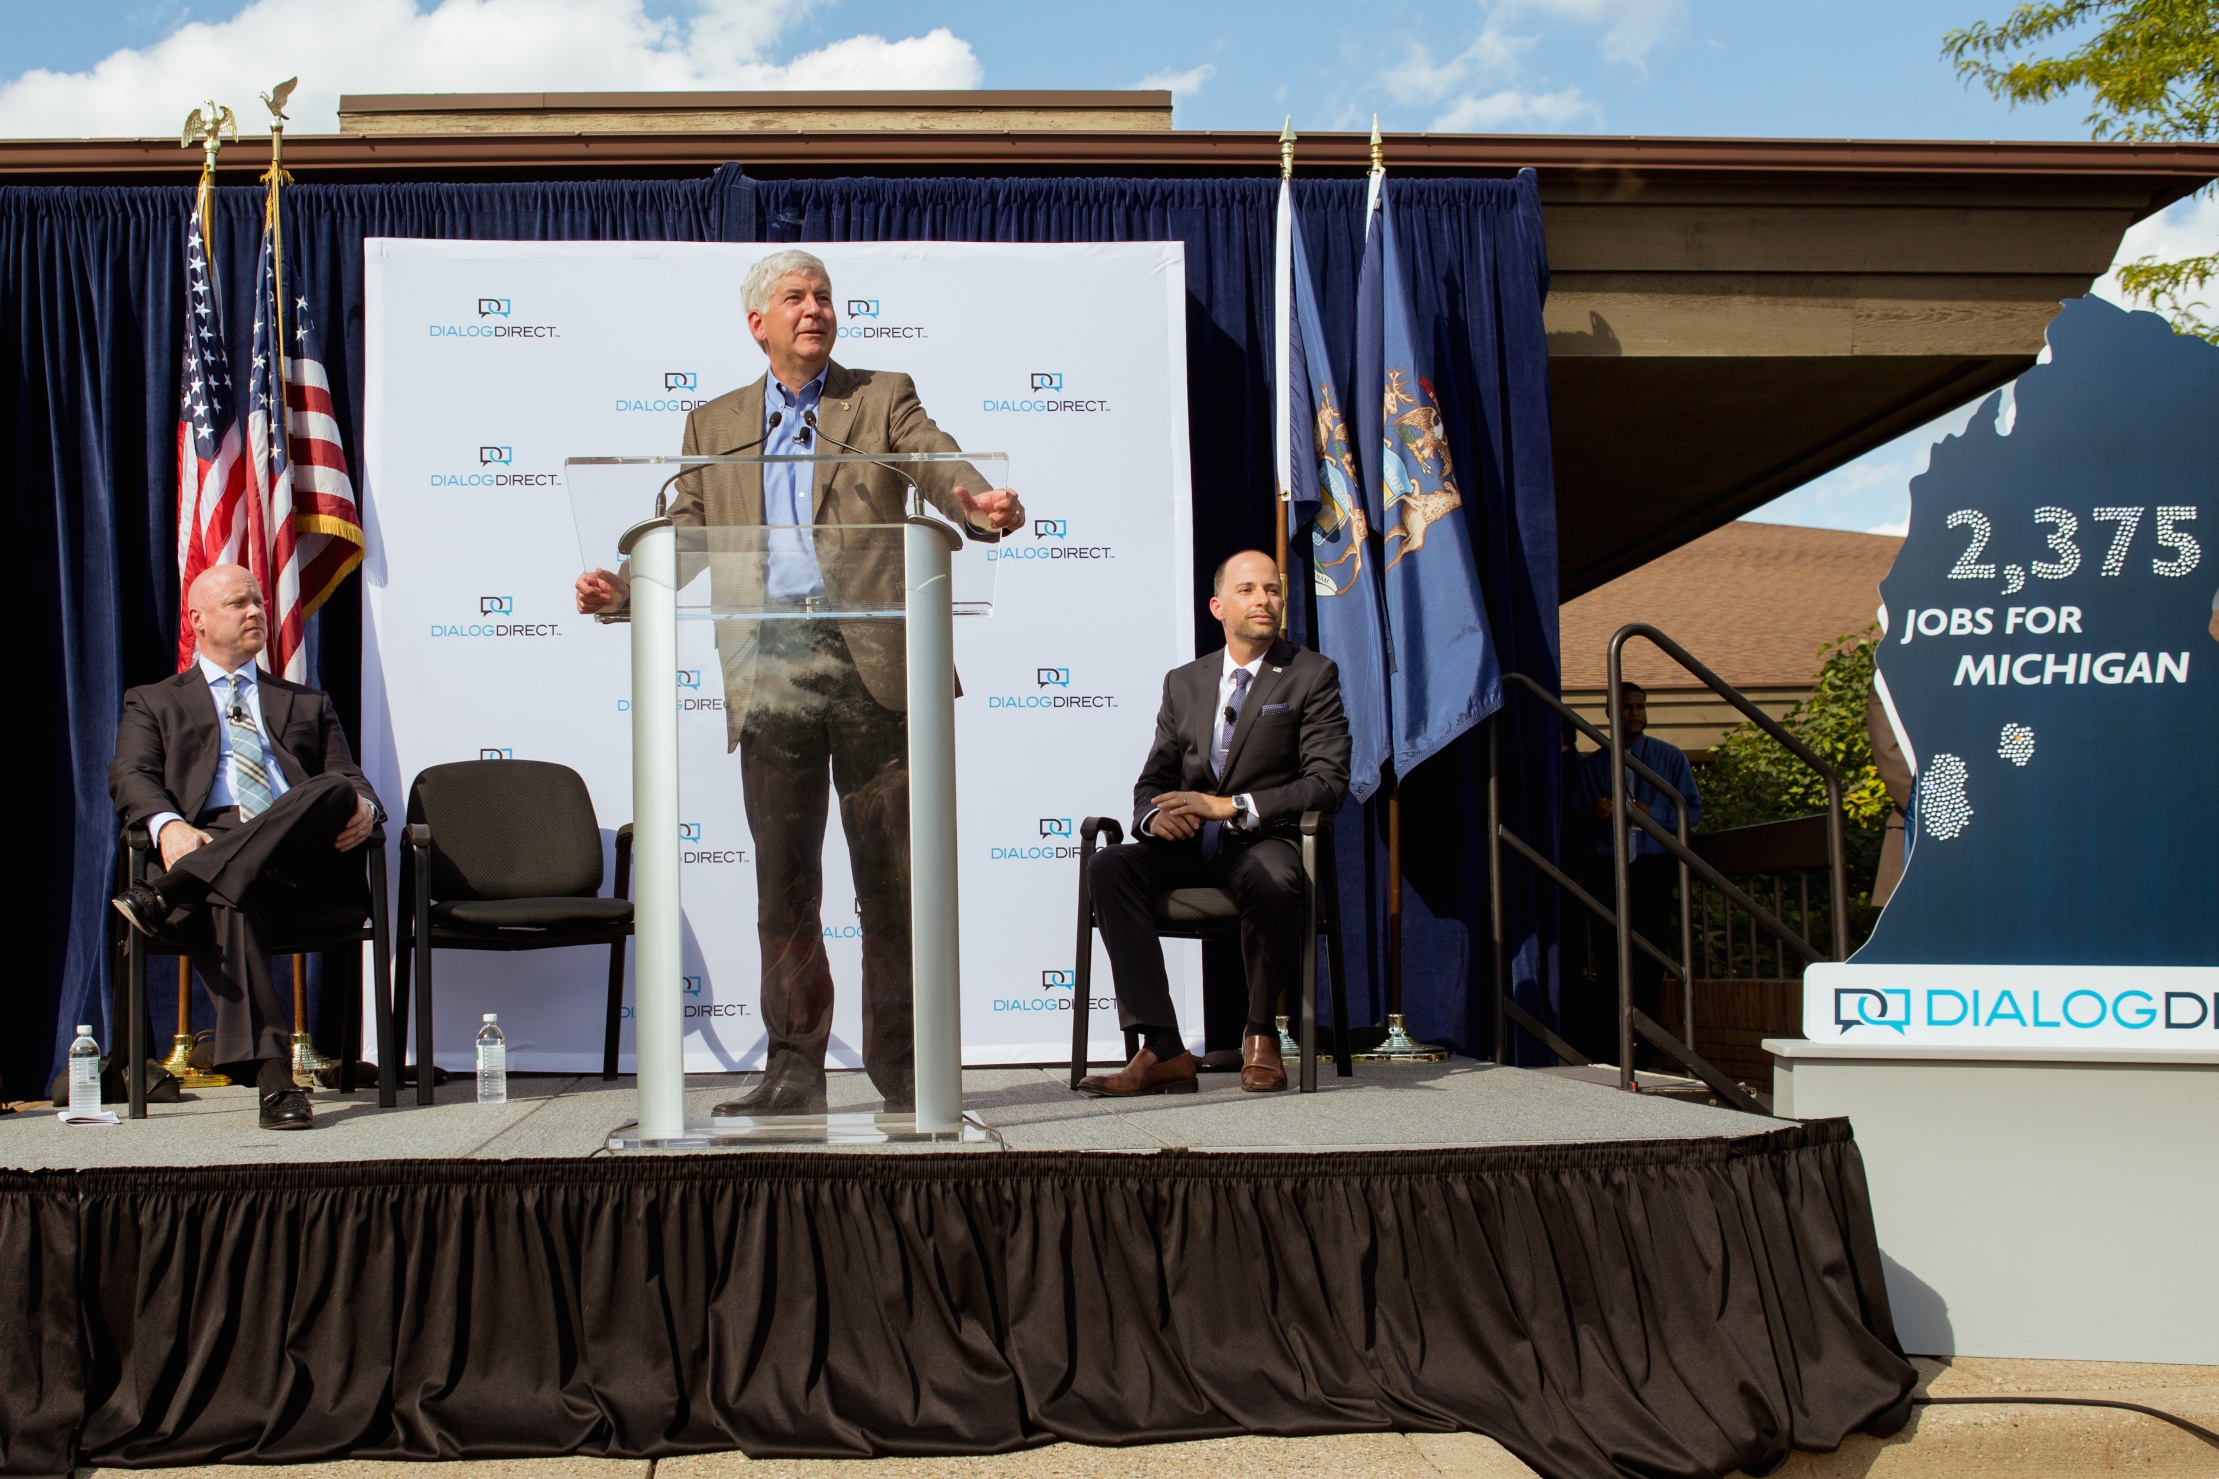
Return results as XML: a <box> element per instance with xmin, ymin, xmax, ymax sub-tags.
<box><xmin>70</xmin><ymin>1358</ymin><xmax>2218</xmax><ymax>1478</ymax></box>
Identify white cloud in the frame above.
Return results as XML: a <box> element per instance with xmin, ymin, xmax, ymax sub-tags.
<box><xmin>1383</xmin><ymin>28</ymin><xmax>1530</xmax><ymax>104</ymax></box>
<box><xmin>1135</xmin><ymin>62</ymin><xmax>1217</xmax><ymax>99</ymax></box>
<box><xmin>1865</xmin><ymin>518</ymin><xmax>1909</xmax><ymax>538</ymax></box>
<box><xmin>2088</xmin><ymin>191</ymin><xmax>2219</xmax><ymax>314</ymax></box>
<box><xmin>0</xmin><ymin>0</ymin><xmax>982</xmax><ymax>139</ymax></box>
<box><xmin>1432</xmin><ymin>85</ymin><xmax>1597</xmax><ymax>132</ymax></box>
<box><xmin>1511</xmin><ymin>0</ymin><xmax>1686</xmax><ymax>70</ymax></box>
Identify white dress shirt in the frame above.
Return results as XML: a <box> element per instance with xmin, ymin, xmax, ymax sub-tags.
<box><xmin>1143</xmin><ymin>649</ymin><xmax>1264</xmax><ymax>839</ymax></box>
<box><xmin>146</xmin><ymin>656</ymin><xmax>292</xmax><ymax>845</ymax></box>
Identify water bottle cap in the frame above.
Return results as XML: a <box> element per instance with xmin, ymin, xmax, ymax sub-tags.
<box><xmin>483</xmin><ymin>1013</ymin><xmax>498</xmax><ymax>1023</ymax></box>
<box><xmin>77</xmin><ymin>1025</ymin><xmax>92</xmax><ymax>1035</ymax></box>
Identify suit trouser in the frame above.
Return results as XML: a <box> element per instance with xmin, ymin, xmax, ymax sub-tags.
<box><xmin>151</xmin><ymin>772</ymin><xmax>365</xmax><ymax>1068</ymax></box>
<box><xmin>1088</xmin><ymin>834</ymin><xmax>1306</xmax><ymax>1049</ymax></box>
<box><xmin>740</xmin><ymin>621</ymin><xmax>911</xmax><ymax>1098</ymax></box>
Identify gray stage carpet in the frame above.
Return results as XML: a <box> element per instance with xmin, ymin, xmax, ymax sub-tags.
<box><xmin>0</xmin><ymin>1058</ymin><xmax>1773</xmax><ymax>1168</ymax></box>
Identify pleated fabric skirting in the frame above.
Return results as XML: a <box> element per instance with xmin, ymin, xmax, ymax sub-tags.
<box><xmin>1</xmin><ymin>1118</ymin><xmax>1915</xmax><ymax>1479</ymax></box>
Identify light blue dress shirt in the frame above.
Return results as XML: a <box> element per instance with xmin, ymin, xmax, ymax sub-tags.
<box><xmin>146</xmin><ymin>657</ymin><xmax>293</xmax><ymax>844</ymax></box>
<box><xmin>763</xmin><ymin>368</ymin><xmax>828</xmax><ymax>601</ymax></box>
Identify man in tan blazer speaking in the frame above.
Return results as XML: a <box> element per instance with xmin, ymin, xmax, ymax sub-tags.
<box><xmin>577</xmin><ymin>249</ymin><xmax>1023</xmax><ymax>1115</ymax></box>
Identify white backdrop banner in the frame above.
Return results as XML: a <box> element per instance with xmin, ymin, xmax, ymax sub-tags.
<box><xmin>362</xmin><ymin>239</ymin><xmax>1196</xmax><ymax>1072</ymax></box>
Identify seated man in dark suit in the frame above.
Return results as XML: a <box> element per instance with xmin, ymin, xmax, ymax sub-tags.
<box><xmin>1077</xmin><ymin>549</ymin><xmax>1351</xmax><ymax>1097</ymax></box>
<box><xmin>110</xmin><ymin>564</ymin><xmax>380</xmax><ymax>1129</ymax></box>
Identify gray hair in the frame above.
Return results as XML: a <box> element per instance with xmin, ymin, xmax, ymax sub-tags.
<box><xmin>740</xmin><ymin>249</ymin><xmax>833</xmax><ymax>316</ymax></box>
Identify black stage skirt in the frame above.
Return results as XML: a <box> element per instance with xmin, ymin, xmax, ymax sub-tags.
<box><xmin>1</xmin><ymin>1118</ymin><xmax>1914</xmax><ymax>1478</ymax></box>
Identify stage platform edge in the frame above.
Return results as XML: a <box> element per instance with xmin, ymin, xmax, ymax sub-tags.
<box><xmin>2</xmin><ymin>1063</ymin><xmax>1917</xmax><ymax>1479</ymax></box>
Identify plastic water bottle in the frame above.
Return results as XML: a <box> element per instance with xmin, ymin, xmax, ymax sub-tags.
<box><xmin>475</xmin><ymin>1014</ymin><xmax>507</xmax><ymax>1104</ymax></box>
<box><xmin>68</xmin><ymin>1026</ymin><xmax>102</xmax><ymax>1116</ymax></box>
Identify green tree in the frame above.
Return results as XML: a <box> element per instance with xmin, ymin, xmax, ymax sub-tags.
<box><xmin>1944</xmin><ymin>1</ymin><xmax>2218</xmax><ymax>342</ymax></box>
<box><xmin>1697</xmin><ymin>629</ymin><xmax>1892</xmax><ymax>948</ymax></box>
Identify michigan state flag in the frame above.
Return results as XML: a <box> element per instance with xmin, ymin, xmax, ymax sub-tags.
<box><xmin>1276</xmin><ymin>178</ymin><xmax>1390</xmax><ymax>801</ymax></box>
<box><xmin>1356</xmin><ymin>173</ymin><xmax>1503</xmax><ymax>774</ymax></box>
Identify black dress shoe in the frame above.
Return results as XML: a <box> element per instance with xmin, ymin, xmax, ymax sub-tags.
<box><xmin>259</xmin><ymin>1088</ymin><xmax>314</xmax><ymax>1130</ymax></box>
<box><xmin>112</xmin><ymin>883</ymin><xmax>169</xmax><ymax>937</ymax></box>
<box><xmin>712</xmin><ymin>1074</ymin><xmax>827</xmax><ymax>1117</ymax></box>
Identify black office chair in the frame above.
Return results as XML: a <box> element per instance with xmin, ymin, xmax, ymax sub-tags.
<box><xmin>113</xmin><ymin>818</ymin><xmax>394</xmax><ymax>1118</ymax></box>
<box><xmin>393</xmin><ymin>759</ymin><xmax>632</xmax><ymax>1105</ymax></box>
<box><xmin>1067</xmin><ymin>811</ymin><xmax>1351</xmax><ymax>1093</ymax></box>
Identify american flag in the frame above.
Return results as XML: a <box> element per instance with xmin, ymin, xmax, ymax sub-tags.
<box><xmin>175</xmin><ymin>197</ymin><xmax>250</xmax><ymax>672</ymax></box>
<box><xmin>243</xmin><ymin>201</ymin><xmax>365</xmax><ymax>681</ymax></box>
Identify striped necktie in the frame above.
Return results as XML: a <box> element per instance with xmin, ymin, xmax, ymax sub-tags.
<box><xmin>224</xmin><ymin>676</ymin><xmax>276</xmax><ymax>821</ymax></box>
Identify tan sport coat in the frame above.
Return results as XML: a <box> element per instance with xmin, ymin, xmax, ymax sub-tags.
<box><xmin>615</xmin><ymin>361</ymin><xmax>994</xmax><ymax>748</ymax></box>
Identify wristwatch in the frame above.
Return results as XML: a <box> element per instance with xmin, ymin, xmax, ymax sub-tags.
<box><xmin>1231</xmin><ymin>795</ymin><xmax>1255</xmax><ymax>829</ymax></box>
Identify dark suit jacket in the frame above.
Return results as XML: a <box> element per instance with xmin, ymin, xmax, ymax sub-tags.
<box><xmin>1132</xmin><ymin>640</ymin><xmax>1351</xmax><ymax>841</ymax></box>
<box><xmin>109</xmin><ymin>669</ymin><xmax>381</xmax><ymax>835</ymax></box>
<box><xmin>614</xmin><ymin>360</ymin><xmax>996</xmax><ymax>745</ymax></box>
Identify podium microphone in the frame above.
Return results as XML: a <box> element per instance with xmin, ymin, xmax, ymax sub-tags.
<box><xmin>654</xmin><ymin>411</ymin><xmax>779</xmax><ymax>515</ymax></box>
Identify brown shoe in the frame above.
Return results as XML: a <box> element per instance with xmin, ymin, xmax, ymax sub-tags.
<box><xmin>1075</xmin><ymin>1047</ymin><xmax>1198</xmax><ymax>1098</ymax></box>
<box><xmin>1240</xmin><ymin>1033</ymin><xmax>1288</xmax><ymax>1092</ymax></box>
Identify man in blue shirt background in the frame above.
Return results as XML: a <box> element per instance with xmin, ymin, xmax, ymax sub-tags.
<box><xmin>1570</xmin><ymin>683</ymin><xmax>1701</xmax><ymax>1065</ymax></box>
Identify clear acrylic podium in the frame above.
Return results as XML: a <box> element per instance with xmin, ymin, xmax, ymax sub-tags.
<box><xmin>565</xmin><ymin>451</ymin><xmax>1005</xmax><ymax>1148</ymax></box>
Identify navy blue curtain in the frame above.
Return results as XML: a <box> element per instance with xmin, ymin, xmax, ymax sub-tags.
<box><xmin>758</xmin><ymin>175</ymin><xmax>1563</xmax><ymax>1060</ymax></box>
<box><xmin>0</xmin><ymin>169</ymin><xmax>755</xmax><ymax>1095</ymax></box>
<box><xmin>1</xmin><ymin>166</ymin><xmax>1556</xmax><ymax>1093</ymax></box>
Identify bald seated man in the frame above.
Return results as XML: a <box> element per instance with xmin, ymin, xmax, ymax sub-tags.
<box><xmin>1077</xmin><ymin>550</ymin><xmax>1351</xmax><ymax>1097</ymax></box>
<box><xmin>110</xmin><ymin>565</ymin><xmax>381</xmax><ymax>1130</ymax></box>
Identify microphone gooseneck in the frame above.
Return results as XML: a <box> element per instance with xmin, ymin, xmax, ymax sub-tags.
<box><xmin>802</xmin><ymin>409</ymin><xmax>924</xmax><ymax>518</ymax></box>
<box><xmin>654</xmin><ymin>411</ymin><xmax>781</xmax><ymax>516</ymax></box>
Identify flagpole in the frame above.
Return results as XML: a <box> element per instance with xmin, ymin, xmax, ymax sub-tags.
<box><xmin>1358</xmin><ymin>116</ymin><xmax>1447</xmax><ymax>1065</ymax></box>
<box><xmin>1274</xmin><ymin>118</ymin><xmax>1295</xmax><ymax>632</ymax></box>
<box><xmin>166</xmin><ymin>101</ymin><xmax>240</xmax><ymax>1093</ymax></box>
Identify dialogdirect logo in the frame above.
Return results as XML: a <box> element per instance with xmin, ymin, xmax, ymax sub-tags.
<box><xmin>837</xmin><ymin>296</ymin><xmax>927</xmax><ymax>341</ymax></box>
<box><xmin>479</xmin><ymin>747</ymin><xmax>514</xmax><ymax>760</ymax></box>
<box><xmin>428</xmin><ymin>294</ymin><xmax>560</xmax><ymax>340</ymax></box>
<box><xmin>431</xmin><ymin>442</ymin><xmax>562</xmax><ymax>489</ymax></box>
<box><xmin>989</xmin><ymin>514</ymin><xmax>1115</xmax><ymax>564</ymax></box>
<box><xmin>983</xmin><ymin>371</ymin><xmax>1109</xmax><ymax>414</ymax></box>
<box><xmin>615</xmin><ymin>669</ymin><xmax>726</xmax><ymax>713</ymax></box>
<box><xmin>993</xmin><ymin>966</ymin><xmax>1113</xmax><ymax>1014</ymax></box>
<box><xmin>1832</xmin><ymin>984</ymin><xmax>2218</xmax><ymax>1037</ymax></box>
<box><xmin>990</xmin><ymin>817</ymin><xmax>1079</xmax><ymax>862</ymax></box>
<box><xmin>681</xmin><ymin>819</ymin><xmax>747</xmax><ymax>867</ymax></box>
<box><xmin>988</xmin><ymin>665</ymin><xmax>1117</xmax><ymax>711</ymax></box>
<box><xmin>432</xmin><ymin>596</ymin><xmax>560</xmax><ymax>639</ymax></box>
<box><xmin>617</xmin><ymin>371</ymin><xmax>709</xmax><ymax>414</ymax></box>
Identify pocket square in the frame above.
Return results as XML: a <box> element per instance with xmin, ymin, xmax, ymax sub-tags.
<box><xmin>1260</xmin><ymin>702</ymin><xmax>1294</xmax><ymax>716</ymax></box>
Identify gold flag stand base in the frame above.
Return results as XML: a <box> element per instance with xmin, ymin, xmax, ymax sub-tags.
<box><xmin>160</xmin><ymin>1033</ymin><xmax>232</xmax><ymax>1088</ymax></box>
<box><xmin>290</xmin><ymin>1031</ymin><xmax>339</xmax><ymax>1089</ymax></box>
<box><xmin>1353</xmin><ymin>1013</ymin><xmax>1450</xmax><ymax>1064</ymax></box>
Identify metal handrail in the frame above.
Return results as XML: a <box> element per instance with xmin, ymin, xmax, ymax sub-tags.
<box><xmin>1488</xmin><ymin>637</ymin><xmax>1846</xmax><ymax>1120</ymax></box>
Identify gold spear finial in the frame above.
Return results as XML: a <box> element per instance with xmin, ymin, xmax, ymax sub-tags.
<box><xmin>1369</xmin><ymin>114</ymin><xmax>1384</xmax><ymax>173</ymax></box>
<box><xmin>1280</xmin><ymin>116</ymin><xmax>1296</xmax><ymax>181</ymax></box>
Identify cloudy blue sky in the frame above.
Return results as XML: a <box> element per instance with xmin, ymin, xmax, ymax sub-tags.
<box><xmin>6</xmin><ymin>0</ymin><xmax>2211</xmax><ymax>534</ymax></box>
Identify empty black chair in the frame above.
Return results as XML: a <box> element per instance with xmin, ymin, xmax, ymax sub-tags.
<box><xmin>394</xmin><ymin>760</ymin><xmax>632</xmax><ymax>1105</ymax></box>
<box><xmin>1067</xmin><ymin>811</ymin><xmax>1351</xmax><ymax>1092</ymax></box>
<box><xmin>112</xmin><ymin>817</ymin><xmax>393</xmax><ymax>1117</ymax></box>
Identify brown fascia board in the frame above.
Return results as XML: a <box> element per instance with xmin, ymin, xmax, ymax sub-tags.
<box><xmin>338</xmin><ymin>90</ymin><xmax>1174</xmax><ymax>112</ymax></box>
<box><xmin>4</xmin><ymin>129</ymin><xmax>2213</xmax><ymax>211</ymax></box>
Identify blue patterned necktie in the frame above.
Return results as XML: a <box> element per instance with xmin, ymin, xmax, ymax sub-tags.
<box><xmin>1202</xmin><ymin>667</ymin><xmax>1254</xmax><ymax>858</ymax></box>
<box><xmin>224</xmin><ymin>676</ymin><xmax>275</xmax><ymax>821</ymax></box>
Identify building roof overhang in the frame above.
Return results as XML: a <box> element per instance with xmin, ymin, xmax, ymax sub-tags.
<box><xmin>5</xmin><ymin>126</ymin><xmax>2212</xmax><ymax>596</ymax></box>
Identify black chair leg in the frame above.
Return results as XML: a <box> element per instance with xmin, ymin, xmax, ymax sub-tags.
<box><xmin>603</xmin><ymin>934</ymin><xmax>627</xmax><ymax>1081</ymax></box>
<box><xmin>340</xmin><ymin>950</ymin><xmax>360</xmax><ymax>1095</ymax></box>
<box><xmin>127</xmin><ymin>934</ymin><xmax>149</xmax><ymax>1120</ymax></box>
<box><xmin>1298</xmin><ymin>829</ymin><xmax>1319</xmax><ymax>1093</ymax></box>
<box><xmin>1326</xmin><ymin>877</ymin><xmax>1352</xmax><ymax>1079</ymax></box>
<box><xmin>414</xmin><ymin>933</ymin><xmax>436</xmax><ymax>1107</ymax></box>
<box><xmin>1069</xmin><ymin>900</ymin><xmax>1096</xmax><ymax>1091</ymax></box>
<box><xmin>371</xmin><ymin>892</ymin><xmax>396</xmax><ymax>1108</ymax></box>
